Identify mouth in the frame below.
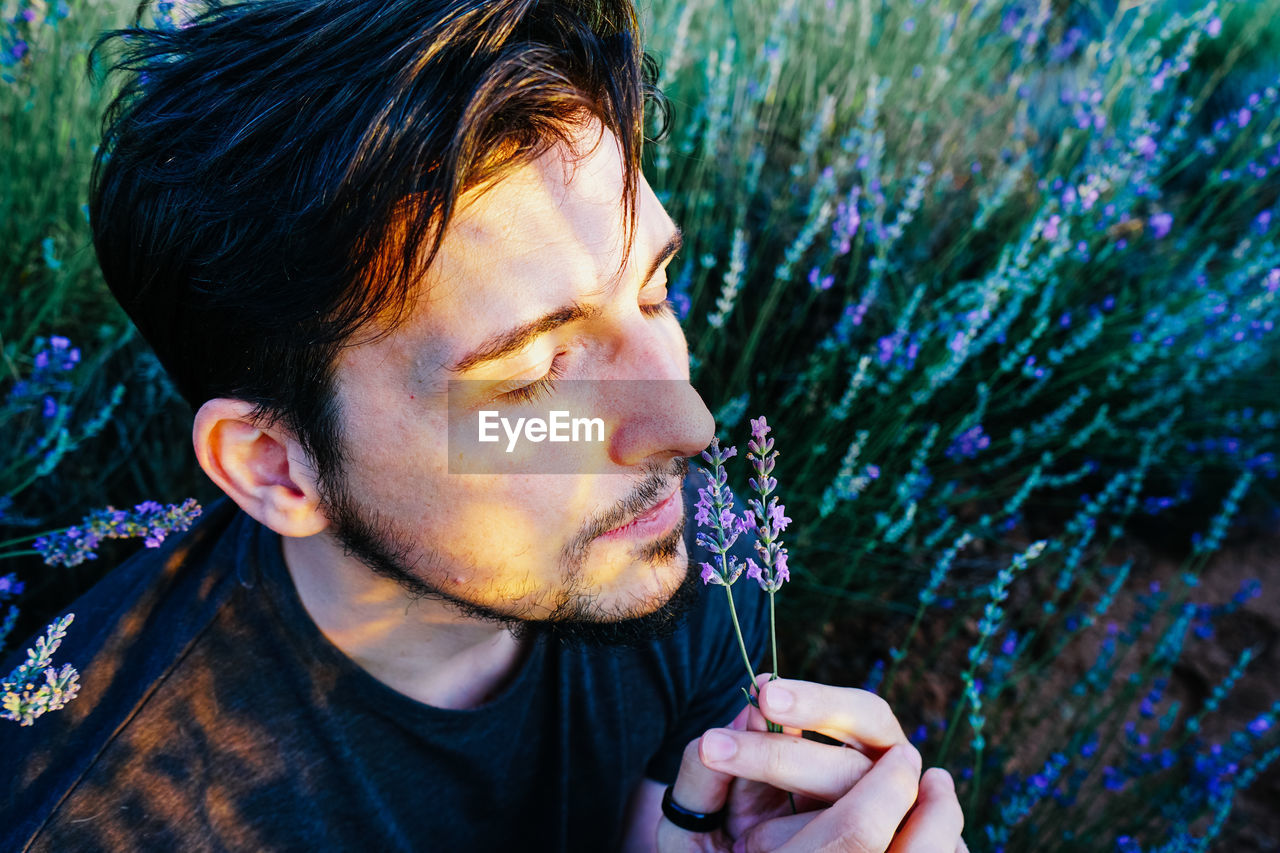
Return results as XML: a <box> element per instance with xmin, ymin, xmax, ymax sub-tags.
<box><xmin>599</xmin><ymin>482</ymin><xmax>683</xmax><ymax>541</ymax></box>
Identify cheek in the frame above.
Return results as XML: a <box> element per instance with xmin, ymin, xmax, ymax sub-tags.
<box><xmin>353</xmin><ymin>462</ymin><xmax>585</xmax><ymax>572</ymax></box>
<box><xmin>422</xmin><ymin>479</ymin><xmax>615</xmax><ymax>606</ymax></box>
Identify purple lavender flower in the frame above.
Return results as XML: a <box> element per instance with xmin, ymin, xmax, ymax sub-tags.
<box><xmin>694</xmin><ymin>441</ymin><xmax>750</xmax><ymax>587</ymax></box>
<box><xmin>1149</xmin><ymin>212</ymin><xmax>1173</xmax><ymax>240</ymax></box>
<box><xmin>0</xmin><ymin>573</ymin><xmax>25</xmax><ymax>598</ymax></box>
<box><xmin>11</xmin><ymin>336</ymin><xmax>83</xmax><ymax>408</ymax></box>
<box><xmin>1050</xmin><ymin>27</ymin><xmax>1083</xmax><ymax>62</ymax></box>
<box><xmin>743</xmin><ymin>417</ymin><xmax>790</xmax><ymax>594</ymax></box>
<box><xmin>807</xmin><ymin>267</ymin><xmax>835</xmax><ymax>292</ymax></box>
<box><xmin>831</xmin><ymin>188</ymin><xmax>861</xmax><ymax>256</ymax></box>
<box><xmin>1043</xmin><ymin>214</ymin><xmax>1061</xmax><ymax>241</ymax></box>
<box><xmin>876</xmin><ymin>334</ymin><xmax>897</xmax><ymax>366</ymax></box>
<box><xmin>33</xmin><ymin>499</ymin><xmax>203</xmax><ymax>568</ymax></box>
<box><xmin>948</xmin><ymin>425</ymin><xmax>991</xmax><ymax>461</ymax></box>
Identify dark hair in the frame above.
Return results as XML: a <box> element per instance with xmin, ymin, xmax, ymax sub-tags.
<box><xmin>90</xmin><ymin>0</ymin><xmax>665</xmax><ymax>479</ymax></box>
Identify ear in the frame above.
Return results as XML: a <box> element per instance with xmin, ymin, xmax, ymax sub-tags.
<box><xmin>193</xmin><ymin>399</ymin><xmax>330</xmax><ymax>537</ymax></box>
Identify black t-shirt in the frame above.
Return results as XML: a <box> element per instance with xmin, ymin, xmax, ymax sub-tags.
<box><xmin>1</xmin><ymin>486</ymin><xmax>768</xmax><ymax>852</ymax></box>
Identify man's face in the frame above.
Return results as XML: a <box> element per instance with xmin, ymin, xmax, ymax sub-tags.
<box><xmin>315</xmin><ymin>122</ymin><xmax>716</xmax><ymax>642</ymax></box>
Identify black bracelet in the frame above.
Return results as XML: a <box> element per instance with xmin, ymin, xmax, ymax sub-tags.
<box><xmin>660</xmin><ymin>785</ymin><xmax>726</xmax><ymax>833</ymax></box>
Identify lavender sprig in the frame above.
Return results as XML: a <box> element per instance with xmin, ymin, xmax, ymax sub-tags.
<box><xmin>18</xmin><ymin>498</ymin><xmax>203</xmax><ymax>568</ymax></box>
<box><xmin>744</xmin><ymin>417</ymin><xmax>791</xmax><ymax>701</ymax></box>
<box><xmin>697</xmin><ymin>421</ymin><xmax>795</xmax><ymax>690</ymax></box>
<box><xmin>695</xmin><ymin>439</ymin><xmax>759</xmax><ymax>686</ymax></box>
<box><xmin>696</xmin><ymin>419</ymin><xmax>796</xmax><ymax>811</ymax></box>
<box><xmin>1</xmin><ymin>613</ymin><xmax>80</xmax><ymax>726</ymax></box>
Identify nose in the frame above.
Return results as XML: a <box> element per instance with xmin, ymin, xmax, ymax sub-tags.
<box><xmin>605</xmin><ymin>316</ymin><xmax>715</xmax><ymax>468</ymax></box>
<box><xmin>608</xmin><ymin>379</ymin><xmax>715</xmax><ymax>469</ymax></box>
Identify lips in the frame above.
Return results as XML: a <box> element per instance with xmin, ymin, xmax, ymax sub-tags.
<box><xmin>600</xmin><ymin>483</ymin><xmax>681</xmax><ymax>539</ymax></box>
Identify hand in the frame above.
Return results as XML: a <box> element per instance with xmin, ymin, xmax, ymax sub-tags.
<box><xmin>658</xmin><ymin>678</ymin><xmax>966</xmax><ymax>852</ymax></box>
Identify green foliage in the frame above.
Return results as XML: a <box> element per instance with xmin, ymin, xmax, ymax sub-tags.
<box><xmin>641</xmin><ymin>0</ymin><xmax>1280</xmax><ymax>848</ymax></box>
<box><xmin>2</xmin><ymin>0</ymin><xmax>120</xmax><ymax>340</ymax></box>
<box><xmin>1</xmin><ymin>0</ymin><xmax>210</xmax><ymax>713</ymax></box>
<box><xmin>1</xmin><ymin>0</ymin><xmax>208</xmax><ymax>530</ymax></box>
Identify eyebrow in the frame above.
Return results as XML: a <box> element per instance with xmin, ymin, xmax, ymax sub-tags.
<box><xmin>448</xmin><ymin>227</ymin><xmax>684</xmax><ymax>374</ymax></box>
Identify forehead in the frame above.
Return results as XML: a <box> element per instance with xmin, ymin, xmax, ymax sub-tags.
<box><xmin>339</xmin><ymin>125</ymin><xmax>669</xmax><ymax>385</ymax></box>
<box><xmin>434</xmin><ymin>128</ymin><xmax>630</xmax><ymax>307</ymax></box>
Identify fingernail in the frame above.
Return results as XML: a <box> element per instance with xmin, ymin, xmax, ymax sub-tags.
<box><xmin>702</xmin><ymin>731</ymin><xmax>738</xmax><ymax>762</ymax></box>
<box><xmin>765</xmin><ymin>683</ymin><xmax>794</xmax><ymax>712</ymax></box>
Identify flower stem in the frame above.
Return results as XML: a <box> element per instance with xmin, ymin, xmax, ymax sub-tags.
<box><xmin>884</xmin><ymin>603</ymin><xmax>925</xmax><ymax>697</ymax></box>
<box><xmin>767</xmin><ymin>589</ymin><xmax>796</xmax><ymax>815</ymax></box>
<box><xmin>769</xmin><ymin>590</ymin><xmax>779</xmax><ymax>682</ymax></box>
<box><xmin>0</xmin><ymin>532</ymin><xmax>54</xmax><ymax>550</ymax></box>
<box><xmin>724</xmin><ymin>584</ymin><xmax>759</xmax><ymax>686</ymax></box>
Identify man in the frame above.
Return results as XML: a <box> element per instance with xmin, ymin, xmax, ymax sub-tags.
<box><xmin>2</xmin><ymin>0</ymin><xmax>965</xmax><ymax>849</ymax></box>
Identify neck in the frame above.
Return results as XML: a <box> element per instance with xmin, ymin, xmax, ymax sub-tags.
<box><xmin>281</xmin><ymin>533</ymin><xmax>527</xmax><ymax>710</ymax></box>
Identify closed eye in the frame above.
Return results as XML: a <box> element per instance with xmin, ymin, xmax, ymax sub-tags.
<box><xmin>496</xmin><ymin>356</ymin><xmax>568</xmax><ymax>405</ymax></box>
<box><xmin>496</xmin><ymin>292</ymin><xmax>672</xmax><ymax>404</ymax></box>
<box><xmin>641</xmin><ymin>299</ymin><xmax>674</xmax><ymax>318</ymax></box>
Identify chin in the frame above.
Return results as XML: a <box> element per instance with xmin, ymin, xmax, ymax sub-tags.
<box><xmin>588</xmin><ymin>529</ymin><xmax>689</xmax><ymax>610</ymax></box>
<box><xmin>526</xmin><ymin>552</ymin><xmax>701</xmax><ymax>648</ymax></box>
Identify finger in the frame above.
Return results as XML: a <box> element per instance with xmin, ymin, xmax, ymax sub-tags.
<box><xmin>744</xmin><ymin>701</ymin><xmax>803</xmax><ymax>736</ymax></box>
<box><xmin>759</xmin><ymin>679</ymin><xmax>908</xmax><ymax>751</ymax></box>
<box><xmin>698</xmin><ymin>727</ymin><xmax>876</xmax><ymax>803</ymax></box>
<box><xmin>775</xmin><ymin>743</ymin><xmax>923</xmax><ymax>853</ymax></box>
<box><xmin>731</xmin><ymin>810</ymin><xmax>820</xmax><ymax>853</ymax></box>
<box><xmin>891</xmin><ymin>767</ymin><xmax>964</xmax><ymax>853</ymax></box>
<box><xmin>668</xmin><ymin>737</ymin><xmax>734</xmax><ymax>824</ymax></box>
<box><xmin>726</xmin><ymin>691</ymin><xmax>787</xmax><ymax>737</ymax></box>
<box><xmin>748</xmin><ymin>675</ymin><xmax>803</xmax><ymax>736</ymax></box>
